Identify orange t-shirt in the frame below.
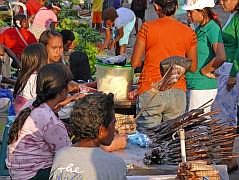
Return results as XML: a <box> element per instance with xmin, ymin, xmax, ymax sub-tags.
<box><xmin>137</xmin><ymin>16</ymin><xmax>197</xmax><ymax>95</ymax></box>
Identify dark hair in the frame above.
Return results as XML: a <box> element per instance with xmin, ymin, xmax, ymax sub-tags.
<box><xmin>153</xmin><ymin>0</ymin><xmax>178</xmax><ymax>16</ymax></box>
<box><xmin>13</xmin><ymin>43</ymin><xmax>48</xmax><ymax>98</ymax></box>
<box><xmin>39</xmin><ymin>30</ymin><xmax>62</xmax><ymax>47</ymax></box>
<box><xmin>69</xmin><ymin>51</ymin><xmax>91</xmax><ymax>82</ymax></box>
<box><xmin>45</xmin><ymin>0</ymin><xmax>61</xmax><ymax>9</ymax></box>
<box><xmin>60</xmin><ymin>30</ymin><xmax>75</xmax><ymax>45</ymax></box>
<box><xmin>203</xmin><ymin>7</ymin><xmax>221</xmax><ymax>27</ymax></box>
<box><xmin>103</xmin><ymin>7</ymin><xmax>118</xmax><ymax>21</ymax></box>
<box><xmin>70</xmin><ymin>93</ymin><xmax>114</xmax><ymax>142</ymax></box>
<box><xmin>13</xmin><ymin>14</ymin><xmax>26</xmax><ymax>28</ymax></box>
<box><xmin>9</xmin><ymin>63</ymin><xmax>72</xmax><ymax>144</ymax></box>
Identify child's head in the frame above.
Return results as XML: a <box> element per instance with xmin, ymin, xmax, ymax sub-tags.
<box><xmin>70</xmin><ymin>93</ymin><xmax>115</xmax><ymax>146</ymax></box>
<box><xmin>9</xmin><ymin>63</ymin><xmax>72</xmax><ymax>144</ymax></box>
<box><xmin>60</xmin><ymin>29</ymin><xmax>75</xmax><ymax>51</ymax></box>
<box><xmin>13</xmin><ymin>43</ymin><xmax>48</xmax><ymax>97</ymax></box>
<box><xmin>39</xmin><ymin>30</ymin><xmax>63</xmax><ymax>64</ymax></box>
<box><xmin>103</xmin><ymin>8</ymin><xmax>118</xmax><ymax>28</ymax></box>
<box><xmin>13</xmin><ymin>14</ymin><xmax>28</xmax><ymax>29</ymax></box>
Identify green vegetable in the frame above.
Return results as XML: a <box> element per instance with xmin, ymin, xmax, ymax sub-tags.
<box><xmin>57</xmin><ymin>7</ymin><xmax>102</xmax><ymax>74</ymax></box>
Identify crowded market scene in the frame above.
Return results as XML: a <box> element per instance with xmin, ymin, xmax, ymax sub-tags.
<box><xmin>1</xmin><ymin>0</ymin><xmax>239</xmax><ymax>179</ymax></box>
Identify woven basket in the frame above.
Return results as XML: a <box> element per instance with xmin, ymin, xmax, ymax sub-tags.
<box><xmin>115</xmin><ymin>113</ymin><xmax>136</xmax><ymax>134</ymax></box>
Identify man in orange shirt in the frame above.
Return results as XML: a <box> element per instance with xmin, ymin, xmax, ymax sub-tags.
<box><xmin>131</xmin><ymin>0</ymin><xmax>197</xmax><ymax>132</ymax></box>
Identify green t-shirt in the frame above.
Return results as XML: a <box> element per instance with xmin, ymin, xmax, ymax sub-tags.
<box><xmin>186</xmin><ymin>20</ymin><xmax>223</xmax><ymax>90</ymax></box>
<box><xmin>222</xmin><ymin>12</ymin><xmax>239</xmax><ymax>77</ymax></box>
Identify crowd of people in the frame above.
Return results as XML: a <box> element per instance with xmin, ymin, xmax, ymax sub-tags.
<box><xmin>0</xmin><ymin>0</ymin><xmax>239</xmax><ymax>179</ymax></box>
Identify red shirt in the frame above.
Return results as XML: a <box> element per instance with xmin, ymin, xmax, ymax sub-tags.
<box><xmin>26</xmin><ymin>0</ymin><xmax>42</xmax><ymax>16</ymax></box>
<box><xmin>0</xmin><ymin>28</ymin><xmax>37</xmax><ymax>58</ymax></box>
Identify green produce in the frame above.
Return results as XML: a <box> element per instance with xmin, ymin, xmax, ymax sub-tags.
<box><xmin>57</xmin><ymin>7</ymin><xmax>102</xmax><ymax>74</ymax></box>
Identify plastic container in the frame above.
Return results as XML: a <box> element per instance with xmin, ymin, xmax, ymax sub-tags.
<box><xmin>96</xmin><ymin>61</ymin><xmax>134</xmax><ymax>101</ymax></box>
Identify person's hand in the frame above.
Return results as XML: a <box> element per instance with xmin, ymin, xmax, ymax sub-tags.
<box><xmin>128</xmin><ymin>89</ymin><xmax>138</xmax><ymax>100</ymax></box>
<box><xmin>101</xmin><ymin>133</ymin><xmax>127</xmax><ymax>152</ymax></box>
<box><xmin>202</xmin><ymin>72</ymin><xmax>216</xmax><ymax>79</ymax></box>
<box><xmin>54</xmin><ymin>93</ymin><xmax>86</xmax><ymax>112</ymax></box>
<box><xmin>201</xmin><ymin>67</ymin><xmax>216</xmax><ymax>79</ymax></box>
<box><xmin>109</xmin><ymin>40</ymin><xmax>116</xmax><ymax>50</ymax></box>
<box><xmin>67</xmin><ymin>81</ymin><xmax>80</xmax><ymax>93</ymax></box>
<box><xmin>227</xmin><ymin>76</ymin><xmax>236</xmax><ymax>91</ymax></box>
<box><xmin>97</xmin><ymin>43</ymin><xmax>104</xmax><ymax>52</ymax></box>
<box><xmin>79</xmin><ymin>84</ymin><xmax>97</xmax><ymax>93</ymax></box>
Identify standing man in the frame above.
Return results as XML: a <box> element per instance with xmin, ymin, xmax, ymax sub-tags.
<box><xmin>101</xmin><ymin>7</ymin><xmax>136</xmax><ymax>55</ymax></box>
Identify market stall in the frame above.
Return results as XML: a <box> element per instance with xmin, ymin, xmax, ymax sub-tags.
<box><xmin>113</xmin><ymin>144</ymin><xmax>229</xmax><ymax>180</ymax></box>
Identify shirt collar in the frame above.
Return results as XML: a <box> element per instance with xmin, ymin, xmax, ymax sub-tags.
<box><xmin>197</xmin><ymin>20</ymin><xmax>214</xmax><ymax>33</ymax></box>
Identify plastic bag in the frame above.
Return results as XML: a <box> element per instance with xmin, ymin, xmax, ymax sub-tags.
<box><xmin>101</xmin><ymin>55</ymin><xmax>127</xmax><ymax>66</ymax></box>
<box><xmin>128</xmin><ymin>131</ymin><xmax>151</xmax><ymax>148</ymax></box>
<box><xmin>0</xmin><ymin>88</ymin><xmax>15</xmax><ymax>116</ymax></box>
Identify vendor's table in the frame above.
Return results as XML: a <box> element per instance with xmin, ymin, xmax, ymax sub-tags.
<box><xmin>113</xmin><ymin>144</ymin><xmax>229</xmax><ymax>180</ymax></box>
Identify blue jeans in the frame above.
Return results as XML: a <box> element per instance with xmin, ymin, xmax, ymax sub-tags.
<box><xmin>136</xmin><ymin>88</ymin><xmax>186</xmax><ymax>132</ymax></box>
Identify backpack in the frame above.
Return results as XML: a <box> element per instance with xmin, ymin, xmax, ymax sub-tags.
<box><xmin>131</xmin><ymin>0</ymin><xmax>146</xmax><ymax>11</ymax></box>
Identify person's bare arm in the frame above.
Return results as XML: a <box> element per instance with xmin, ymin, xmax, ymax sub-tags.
<box><xmin>101</xmin><ymin>28</ymin><xmax>112</xmax><ymax>50</ymax></box>
<box><xmin>4</xmin><ymin>46</ymin><xmax>21</xmax><ymax>69</ymax></box>
<box><xmin>186</xmin><ymin>42</ymin><xmax>197</xmax><ymax>72</ymax></box>
<box><xmin>201</xmin><ymin>43</ymin><xmax>226</xmax><ymax>78</ymax></box>
<box><xmin>2</xmin><ymin>76</ymin><xmax>16</xmax><ymax>85</ymax></box>
<box><xmin>109</xmin><ymin>27</ymin><xmax>124</xmax><ymax>49</ymax></box>
<box><xmin>131</xmin><ymin>38</ymin><xmax>145</xmax><ymax>68</ymax></box>
<box><xmin>114</xmin><ymin>27</ymin><xmax>124</xmax><ymax>43</ymax></box>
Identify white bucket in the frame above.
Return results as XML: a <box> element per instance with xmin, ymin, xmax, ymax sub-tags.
<box><xmin>96</xmin><ymin>62</ymin><xmax>134</xmax><ymax>101</ymax></box>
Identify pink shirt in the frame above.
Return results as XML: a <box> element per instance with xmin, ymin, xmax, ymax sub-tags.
<box><xmin>7</xmin><ymin>103</ymin><xmax>71</xmax><ymax>180</ymax></box>
<box><xmin>31</xmin><ymin>7</ymin><xmax>57</xmax><ymax>28</ymax></box>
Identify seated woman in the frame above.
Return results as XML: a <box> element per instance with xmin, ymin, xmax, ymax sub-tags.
<box><xmin>0</xmin><ymin>14</ymin><xmax>37</xmax><ymax>59</ymax></box>
<box><xmin>7</xmin><ymin>63</ymin><xmax>72</xmax><ymax>180</ymax></box>
<box><xmin>50</xmin><ymin>93</ymin><xmax>127</xmax><ymax>180</ymax></box>
<box><xmin>13</xmin><ymin>43</ymin><xmax>48</xmax><ymax>114</ymax></box>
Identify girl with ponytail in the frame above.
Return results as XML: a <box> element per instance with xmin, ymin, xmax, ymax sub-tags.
<box><xmin>7</xmin><ymin>63</ymin><xmax>72</xmax><ymax>180</ymax></box>
<box><xmin>183</xmin><ymin>0</ymin><xmax>226</xmax><ymax>112</ymax></box>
